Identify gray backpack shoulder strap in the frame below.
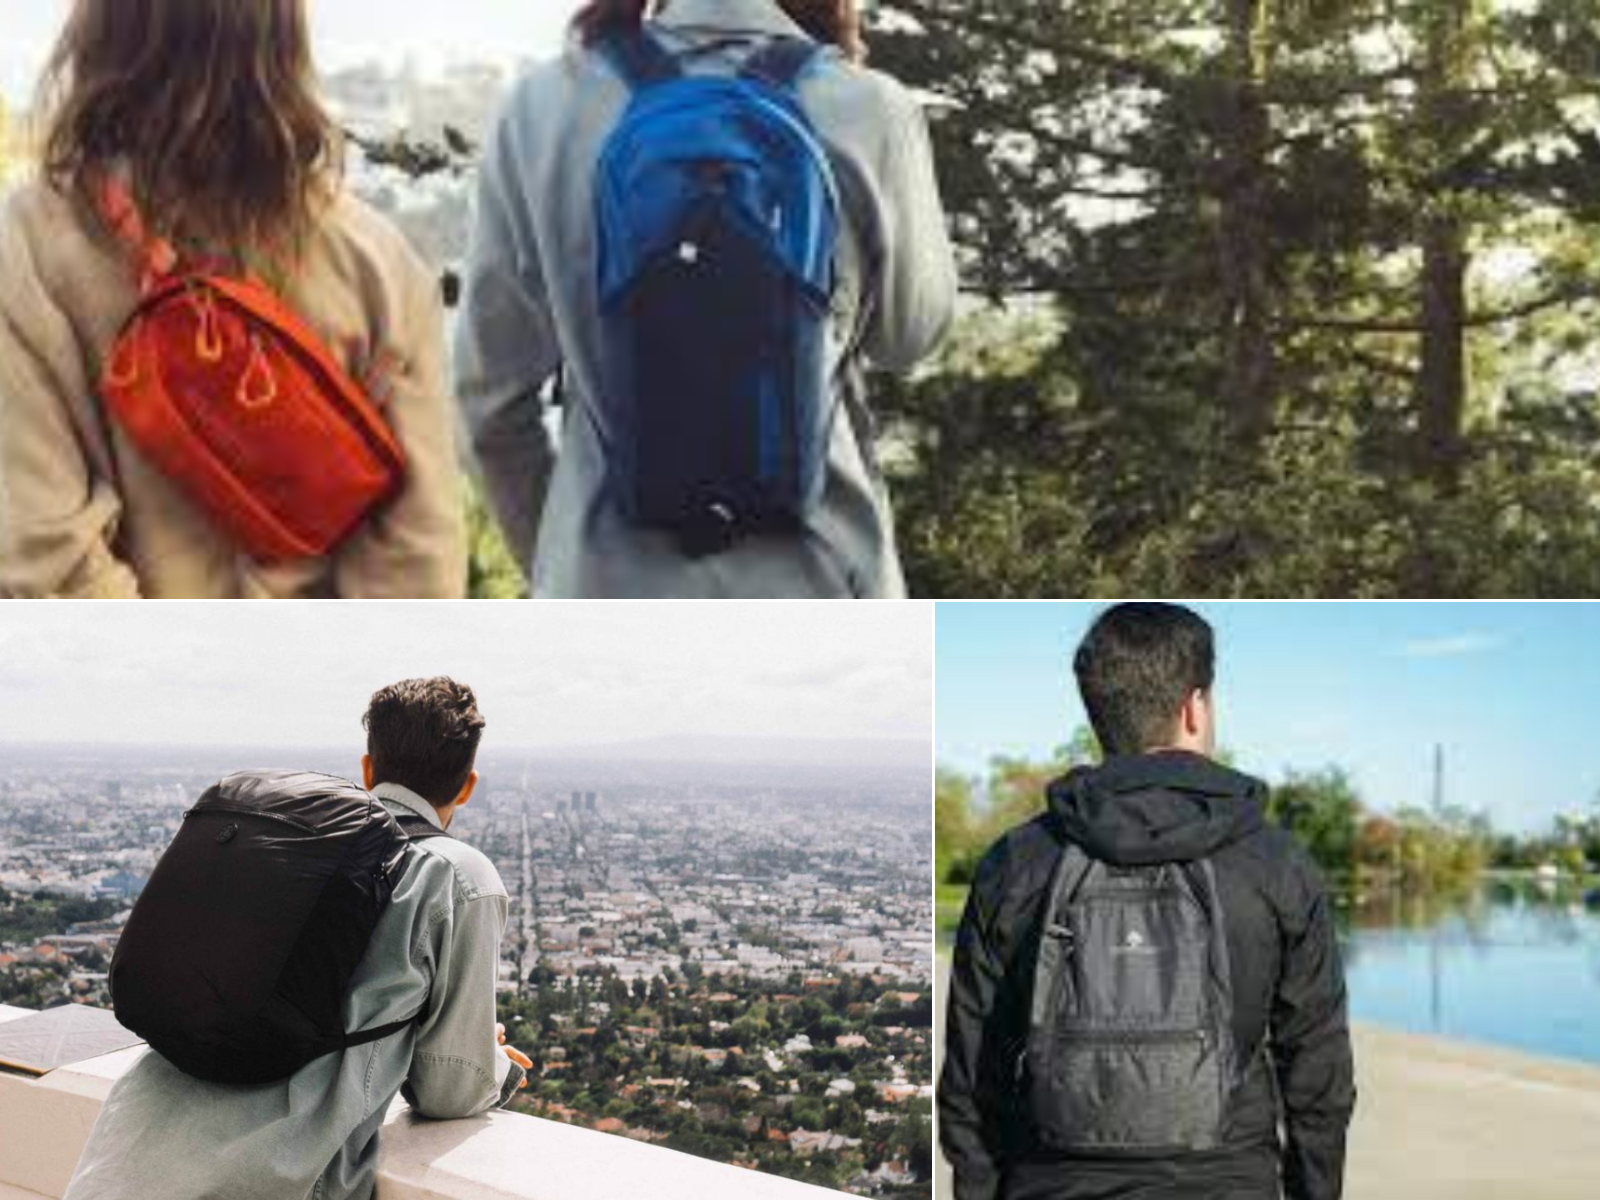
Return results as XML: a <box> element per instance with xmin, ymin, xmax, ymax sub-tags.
<box><xmin>1029</xmin><ymin>841</ymin><xmax>1095</xmax><ymax>1030</ymax></box>
<box><xmin>1177</xmin><ymin>856</ymin><xmax>1253</xmax><ymax>1084</ymax></box>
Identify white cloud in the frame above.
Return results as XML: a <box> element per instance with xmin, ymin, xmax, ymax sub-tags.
<box><xmin>1398</xmin><ymin>633</ymin><xmax>1507</xmax><ymax>660</ymax></box>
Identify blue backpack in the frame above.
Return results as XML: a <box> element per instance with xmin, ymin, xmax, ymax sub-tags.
<box><xmin>593</xmin><ymin>29</ymin><xmax>842</xmax><ymax>557</ymax></box>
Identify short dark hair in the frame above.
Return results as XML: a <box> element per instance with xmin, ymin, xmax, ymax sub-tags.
<box><xmin>1073</xmin><ymin>604</ymin><xmax>1215</xmax><ymax>756</ymax></box>
<box><xmin>362</xmin><ymin>677</ymin><xmax>485</xmax><ymax>806</ymax></box>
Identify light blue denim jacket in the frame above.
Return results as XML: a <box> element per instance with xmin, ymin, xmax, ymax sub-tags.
<box><xmin>63</xmin><ymin>784</ymin><xmax>524</xmax><ymax>1200</ymax></box>
<box><xmin>455</xmin><ymin>0</ymin><xmax>958</xmax><ymax>598</ymax></box>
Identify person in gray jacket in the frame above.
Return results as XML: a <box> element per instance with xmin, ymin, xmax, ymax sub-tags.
<box><xmin>63</xmin><ymin>678</ymin><xmax>532</xmax><ymax>1200</ymax></box>
<box><xmin>455</xmin><ymin>0</ymin><xmax>958</xmax><ymax>598</ymax></box>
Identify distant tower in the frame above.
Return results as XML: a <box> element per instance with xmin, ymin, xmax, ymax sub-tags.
<box><xmin>1428</xmin><ymin>743</ymin><xmax>1445</xmax><ymax>1034</ymax></box>
<box><xmin>1432</xmin><ymin>744</ymin><xmax>1445</xmax><ymax>818</ymax></box>
<box><xmin>107</xmin><ymin>781</ymin><xmax>122</xmax><ymax>811</ymax></box>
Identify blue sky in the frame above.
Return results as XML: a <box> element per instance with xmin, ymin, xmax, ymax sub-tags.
<box><xmin>2</xmin><ymin>2</ymin><xmax>583</xmax><ymax>104</ymax></box>
<box><xmin>937</xmin><ymin>602</ymin><xmax>1600</xmax><ymax>836</ymax></box>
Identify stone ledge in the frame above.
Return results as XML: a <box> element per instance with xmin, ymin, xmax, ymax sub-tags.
<box><xmin>378</xmin><ymin>1105</ymin><xmax>838</xmax><ymax>1200</ymax></box>
<box><xmin>0</xmin><ymin>1010</ymin><xmax>840</xmax><ymax>1200</ymax></box>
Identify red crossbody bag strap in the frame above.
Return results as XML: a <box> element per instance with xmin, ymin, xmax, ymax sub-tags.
<box><xmin>94</xmin><ymin>178</ymin><xmax>181</xmax><ymax>292</ymax></box>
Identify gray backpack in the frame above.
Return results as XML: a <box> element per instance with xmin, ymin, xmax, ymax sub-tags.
<box><xmin>1023</xmin><ymin>843</ymin><xmax>1240</xmax><ymax>1153</ymax></box>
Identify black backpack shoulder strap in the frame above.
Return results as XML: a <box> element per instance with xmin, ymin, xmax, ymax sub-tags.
<box><xmin>740</xmin><ymin>36</ymin><xmax>826</xmax><ymax>93</ymax></box>
<box><xmin>342</xmin><ymin>1013</ymin><xmax>420</xmax><ymax>1050</ymax></box>
<box><xmin>602</xmin><ymin>26</ymin><xmax>682</xmax><ymax>91</ymax></box>
<box><xmin>1029</xmin><ymin>841</ymin><xmax>1095</xmax><ymax>1031</ymax></box>
<box><xmin>339</xmin><ymin>809</ymin><xmax>452</xmax><ymax>1050</ymax></box>
<box><xmin>394</xmin><ymin>812</ymin><xmax>452</xmax><ymax>843</ymax></box>
<box><xmin>1177</xmin><ymin>856</ymin><xmax>1232</xmax><ymax>991</ymax></box>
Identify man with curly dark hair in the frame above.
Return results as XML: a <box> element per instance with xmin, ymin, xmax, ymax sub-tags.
<box><xmin>65</xmin><ymin>676</ymin><xmax>531</xmax><ymax>1200</ymax></box>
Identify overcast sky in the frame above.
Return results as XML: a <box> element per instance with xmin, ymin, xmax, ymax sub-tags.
<box><xmin>2</xmin><ymin>2</ymin><xmax>584</xmax><ymax>104</ymax></box>
<box><xmin>0</xmin><ymin>603</ymin><xmax>932</xmax><ymax>752</ymax></box>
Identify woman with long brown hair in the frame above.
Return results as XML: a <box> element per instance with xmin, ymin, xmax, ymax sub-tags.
<box><xmin>0</xmin><ymin>0</ymin><xmax>466</xmax><ymax>599</ymax></box>
<box><xmin>457</xmin><ymin>0</ymin><xmax>958</xmax><ymax>598</ymax></box>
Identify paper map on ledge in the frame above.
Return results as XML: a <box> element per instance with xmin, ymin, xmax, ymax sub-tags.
<box><xmin>0</xmin><ymin>1006</ymin><xmax>145</xmax><ymax>1076</ymax></box>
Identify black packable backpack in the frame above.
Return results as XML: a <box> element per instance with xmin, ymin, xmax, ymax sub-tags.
<box><xmin>110</xmin><ymin>770</ymin><xmax>448</xmax><ymax>1085</ymax></box>
<box><xmin>1023</xmin><ymin>842</ymin><xmax>1241</xmax><ymax>1154</ymax></box>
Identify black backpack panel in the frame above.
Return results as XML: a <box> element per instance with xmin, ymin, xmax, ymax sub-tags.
<box><xmin>110</xmin><ymin>771</ymin><xmax>422</xmax><ymax>1085</ymax></box>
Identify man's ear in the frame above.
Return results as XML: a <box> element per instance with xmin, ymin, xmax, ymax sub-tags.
<box><xmin>453</xmin><ymin>770</ymin><xmax>480</xmax><ymax>810</ymax></box>
<box><xmin>1182</xmin><ymin>688</ymin><xmax>1217</xmax><ymax>749</ymax></box>
<box><xmin>362</xmin><ymin>755</ymin><xmax>376</xmax><ymax>791</ymax></box>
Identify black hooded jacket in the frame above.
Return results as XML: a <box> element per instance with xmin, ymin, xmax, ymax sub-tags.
<box><xmin>940</xmin><ymin>752</ymin><xmax>1355</xmax><ymax>1200</ymax></box>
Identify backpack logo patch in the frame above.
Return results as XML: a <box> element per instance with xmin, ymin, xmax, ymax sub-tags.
<box><xmin>1114</xmin><ymin>928</ymin><xmax>1158</xmax><ymax>955</ymax></box>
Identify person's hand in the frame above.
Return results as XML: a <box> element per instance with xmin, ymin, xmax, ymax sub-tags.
<box><xmin>497</xmin><ymin>1025</ymin><xmax>532</xmax><ymax>1088</ymax></box>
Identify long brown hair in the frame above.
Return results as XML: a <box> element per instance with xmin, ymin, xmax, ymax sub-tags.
<box><xmin>572</xmin><ymin>0</ymin><xmax>866</xmax><ymax>63</ymax></box>
<box><xmin>38</xmin><ymin>0</ymin><xmax>341</xmax><ymax>263</ymax></box>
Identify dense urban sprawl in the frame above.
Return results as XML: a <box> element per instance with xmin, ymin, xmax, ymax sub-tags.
<box><xmin>0</xmin><ymin>742</ymin><xmax>933</xmax><ymax>1195</ymax></box>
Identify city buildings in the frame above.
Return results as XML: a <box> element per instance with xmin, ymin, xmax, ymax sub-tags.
<box><xmin>0</xmin><ymin>743</ymin><xmax>933</xmax><ymax>1195</ymax></box>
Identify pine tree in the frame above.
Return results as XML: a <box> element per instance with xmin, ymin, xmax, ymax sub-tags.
<box><xmin>870</xmin><ymin>0</ymin><xmax>1600</xmax><ymax>596</ymax></box>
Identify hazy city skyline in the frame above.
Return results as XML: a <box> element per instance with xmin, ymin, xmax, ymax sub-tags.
<box><xmin>0</xmin><ymin>603</ymin><xmax>935</xmax><ymax>1192</ymax></box>
<box><xmin>0</xmin><ymin>603</ymin><xmax>932</xmax><ymax>752</ymax></box>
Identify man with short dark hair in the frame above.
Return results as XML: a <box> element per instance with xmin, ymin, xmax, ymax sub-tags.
<box><xmin>940</xmin><ymin>604</ymin><xmax>1355</xmax><ymax>1200</ymax></box>
<box><xmin>362</xmin><ymin>675</ymin><xmax>489</xmax><ymax>826</ymax></box>
<box><xmin>66</xmin><ymin>677</ymin><xmax>531</xmax><ymax>1200</ymax></box>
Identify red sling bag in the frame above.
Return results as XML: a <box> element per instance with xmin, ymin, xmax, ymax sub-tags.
<box><xmin>96</xmin><ymin>182</ymin><xmax>406</xmax><ymax>561</ymax></box>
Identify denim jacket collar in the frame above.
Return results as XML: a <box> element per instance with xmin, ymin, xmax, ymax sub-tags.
<box><xmin>372</xmin><ymin>781</ymin><xmax>445</xmax><ymax>831</ymax></box>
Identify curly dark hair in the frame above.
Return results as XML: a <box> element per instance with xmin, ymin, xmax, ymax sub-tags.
<box><xmin>362</xmin><ymin>677</ymin><xmax>485</xmax><ymax>807</ymax></box>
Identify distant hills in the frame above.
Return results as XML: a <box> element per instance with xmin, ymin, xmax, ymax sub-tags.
<box><xmin>3</xmin><ymin>734</ymin><xmax>930</xmax><ymax>777</ymax></box>
<box><xmin>517</xmin><ymin>734</ymin><xmax>929</xmax><ymax>772</ymax></box>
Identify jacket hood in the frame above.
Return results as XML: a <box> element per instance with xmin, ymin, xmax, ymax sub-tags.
<box><xmin>1047</xmin><ymin>751</ymin><xmax>1267</xmax><ymax>866</ymax></box>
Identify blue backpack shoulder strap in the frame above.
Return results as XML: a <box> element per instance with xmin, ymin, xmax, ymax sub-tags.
<box><xmin>739</xmin><ymin>36</ymin><xmax>826</xmax><ymax>93</ymax></box>
<box><xmin>602</xmin><ymin>26</ymin><xmax>682</xmax><ymax>91</ymax></box>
